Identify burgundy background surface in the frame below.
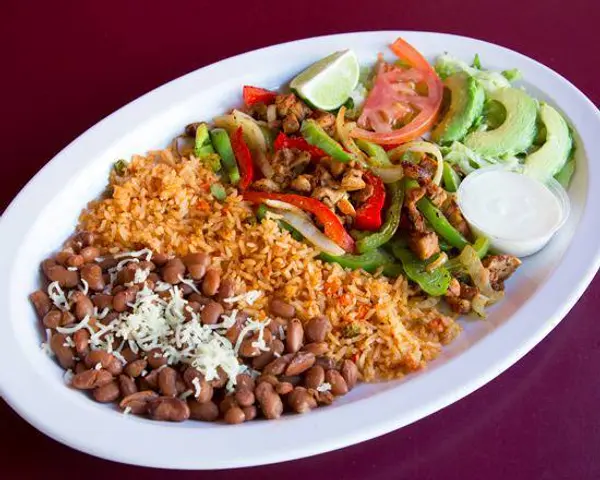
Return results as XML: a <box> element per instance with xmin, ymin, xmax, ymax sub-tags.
<box><xmin>1</xmin><ymin>1</ymin><xmax>599</xmax><ymax>479</ymax></box>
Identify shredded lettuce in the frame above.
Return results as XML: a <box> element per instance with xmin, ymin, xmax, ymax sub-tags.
<box><xmin>435</xmin><ymin>54</ymin><xmax>519</xmax><ymax>93</ymax></box>
<box><xmin>502</xmin><ymin>69</ymin><xmax>522</xmax><ymax>82</ymax></box>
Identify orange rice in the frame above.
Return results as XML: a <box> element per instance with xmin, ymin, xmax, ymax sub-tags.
<box><xmin>79</xmin><ymin>150</ymin><xmax>460</xmax><ymax>381</ymax></box>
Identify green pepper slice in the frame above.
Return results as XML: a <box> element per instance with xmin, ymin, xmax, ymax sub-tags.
<box><xmin>210</xmin><ymin>128</ymin><xmax>240</xmax><ymax>184</ymax></box>
<box><xmin>300</xmin><ymin>119</ymin><xmax>352</xmax><ymax>163</ymax></box>
<box><xmin>392</xmin><ymin>245</ymin><xmax>452</xmax><ymax>296</ymax></box>
<box><xmin>319</xmin><ymin>249</ymin><xmax>395</xmax><ymax>274</ymax></box>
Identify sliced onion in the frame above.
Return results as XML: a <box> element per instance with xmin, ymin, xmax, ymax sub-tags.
<box><xmin>271</xmin><ymin>208</ymin><xmax>346</xmax><ymax>256</ymax></box>
<box><xmin>264</xmin><ymin>199</ymin><xmax>305</xmax><ymax>215</ymax></box>
<box><xmin>458</xmin><ymin>245</ymin><xmax>504</xmax><ymax>303</ymax></box>
<box><xmin>175</xmin><ymin>135</ymin><xmax>195</xmax><ymax>157</ymax></box>
<box><xmin>266</xmin><ymin>104</ymin><xmax>277</xmax><ymax>124</ymax></box>
<box><xmin>335</xmin><ymin>107</ymin><xmax>367</xmax><ymax>164</ymax></box>
<box><xmin>387</xmin><ymin>141</ymin><xmax>444</xmax><ymax>185</ymax></box>
<box><xmin>425</xmin><ymin>252</ymin><xmax>448</xmax><ymax>272</ymax></box>
<box><xmin>471</xmin><ymin>293</ymin><xmax>489</xmax><ymax>318</ymax></box>
<box><xmin>370</xmin><ymin>164</ymin><xmax>404</xmax><ymax>183</ymax></box>
<box><xmin>255</xmin><ymin>150</ymin><xmax>274</xmax><ymax>179</ymax></box>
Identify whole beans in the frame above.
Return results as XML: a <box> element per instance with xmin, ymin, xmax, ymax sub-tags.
<box><xmin>30</xmin><ymin>290</ymin><xmax>51</xmax><ymax>318</ymax></box>
<box><xmin>224</xmin><ymin>406</ymin><xmax>246</xmax><ymax>425</ymax></box>
<box><xmin>285</xmin><ymin>352</ymin><xmax>315</xmax><ymax>376</ymax></box>
<box><xmin>288</xmin><ymin>387</ymin><xmax>317</xmax><ymax>413</ymax></box>
<box><xmin>118</xmin><ymin>375</ymin><xmax>138</xmax><ymax>397</ymax></box>
<box><xmin>125</xmin><ymin>359</ymin><xmax>147</xmax><ymax>378</ymax></box>
<box><xmin>286</xmin><ymin>319</ymin><xmax>304</xmax><ymax>354</ymax></box>
<box><xmin>93</xmin><ymin>380</ymin><xmax>120</xmax><ymax>403</ymax></box>
<box><xmin>147</xmin><ymin>348</ymin><xmax>167</xmax><ymax>369</ymax></box>
<box><xmin>50</xmin><ymin>333</ymin><xmax>75</xmax><ymax>369</ymax></box>
<box><xmin>200</xmin><ymin>301</ymin><xmax>224</xmax><ymax>325</ymax></box>
<box><xmin>325</xmin><ymin>370</ymin><xmax>348</xmax><ymax>396</ymax></box>
<box><xmin>255</xmin><ymin>382</ymin><xmax>283</xmax><ymax>420</ymax></box>
<box><xmin>73</xmin><ymin>329</ymin><xmax>90</xmax><ymax>357</ymax></box>
<box><xmin>71</xmin><ymin>369</ymin><xmax>113</xmax><ymax>390</ymax></box>
<box><xmin>269</xmin><ymin>298</ymin><xmax>295</xmax><ymax>319</ymax></box>
<box><xmin>162</xmin><ymin>258</ymin><xmax>185</xmax><ymax>284</ymax></box>
<box><xmin>305</xmin><ymin>316</ymin><xmax>331</xmax><ymax>343</ymax></box>
<box><xmin>148</xmin><ymin>397</ymin><xmax>190</xmax><ymax>422</ymax></box>
<box><xmin>188</xmin><ymin>400</ymin><xmax>219</xmax><ymax>422</ymax></box>
<box><xmin>304</xmin><ymin>365</ymin><xmax>325</xmax><ymax>390</ymax></box>
<box><xmin>42</xmin><ymin>309</ymin><xmax>63</xmax><ymax>329</ymax></box>
<box><xmin>84</xmin><ymin>350</ymin><xmax>123</xmax><ymax>376</ymax></box>
<box><xmin>120</xmin><ymin>391</ymin><xmax>158</xmax><ymax>414</ymax></box>
<box><xmin>201</xmin><ymin>268</ymin><xmax>221</xmax><ymax>296</ymax></box>
<box><xmin>81</xmin><ymin>264</ymin><xmax>104</xmax><ymax>291</ymax></box>
<box><xmin>341</xmin><ymin>359</ymin><xmax>359</xmax><ymax>390</ymax></box>
<box><xmin>158</xmin><ymin>367</ymin><xmax>178</xmax><ymax>397</ymax></box>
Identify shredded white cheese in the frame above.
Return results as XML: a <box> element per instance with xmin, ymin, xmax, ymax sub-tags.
<box><xmin>179</xmin><ymin>390</ymin><xmax>194</xmax><ymax>400</ymax></box>
<box><xmin>79</xmin><ymin>278</ymin><xmax>89</xmax><ymax>295</ymax></box>
<box><xmin>178</xmin><ymin>275</ymin><xmax>200</xmax><ymax>294</ymax></box>
<box><xmin>114</xmin><ymin>248</ymin><xmax>153</xmax><ymax>261</ymax></box>
<box><xmin>48</xmin><ymin>281</ymin><xmax>69</xmax><ymax>311</ymax></box>
<box><xmin>41</xmin><ymin>328</ymin><xmax>54</xmax><ymax>356</ymax></box>
<box><xmin>63</xmin><ymin>369</ymin><xmax>74</xmax><ymax>385</ymax></box>
<box><xmin>234</xmin><ymin>318</ymin><xmax>270</xmax><ymax>355</ymax></box>
<box><xmin>56</xmin><ymin>314</ymin><xmax>91</xmax><ymax>334</ymax></box>
<box><xmin>123</xmin><ymin>406</ymin><xmax>132</xmax><ymax>415</ymax></box>
<box><xmin>191</xmin><ymin>376</ymin><xmax>202</xmax><ymax>398</ymax></box>
<box><xmin>67</xmin><ymin>266</ymin><xmax>78</xmax><ymax>271</ymax></box>
<box><xmin>223</xmin><ymin>290</ymin><xmax>262</xmax><ymax>306</ymax></box>
<box><xmin>317</xmin><ymin>382</ymin><xmax>332</xmax><ymax>393</ymax></box>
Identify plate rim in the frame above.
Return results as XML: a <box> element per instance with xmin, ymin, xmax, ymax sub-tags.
<box><xmin>0</xmin><ymin>30</ymin><xmax>599</xmax><ymax>469</ymax></box>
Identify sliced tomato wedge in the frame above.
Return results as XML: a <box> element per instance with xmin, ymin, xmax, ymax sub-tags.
<box><xmin>351</xmin><ymin>38</ymin><xmax>444</xmax><ymax>145</ymax></box>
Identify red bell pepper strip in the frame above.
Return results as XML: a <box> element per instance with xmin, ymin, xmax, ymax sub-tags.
<box><xmin>354</xmin><ymin>172</ymin><xmax>386</xmax><ymax>231</ymax></box>
<box><xmin>243</xmin><ymin>86</ymin><xmax>277</xmax><ymax>106</ymax></box>
<box><xmin>273</xmin><ymin>132</ymin><xmax>326</xmax><ymax>159</ymax></box>
<box><xmin>243</xmin><ymin>191</ymin><xmax>355</xmax><ymax>253</ymax></box>
<box><xmin>230</xmin><ymin>127</ymin><xmax>254</xmax><ymax>191</ymax></box>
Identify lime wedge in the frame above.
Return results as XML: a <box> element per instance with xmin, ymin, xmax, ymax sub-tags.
<box><xmin>290</xmin><ymin>49</ymin><xmax>360</xmax><ymax>111</ymax></box>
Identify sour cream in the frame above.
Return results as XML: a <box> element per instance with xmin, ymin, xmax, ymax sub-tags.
<box><xmin>457</xmin><ymin>167</ymin><xmax>569</xmax><ymax>257</ymax></box>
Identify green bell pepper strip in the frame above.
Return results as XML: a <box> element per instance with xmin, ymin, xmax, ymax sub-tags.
<box><xmin>319</xmin><ymin>249</ymin><xmax>395</xmax><ymax>274</ymax></box>
<box><xmin>392</xmin><ymin>245</ymin><xmax>452</xmax><ymax>296</ymax></box>
<box><xmin>210</xmin><ymin>128</ymin><xmax>240</xmax><ymax>185</ymax></box>
<box><xmin>405</xmin><ymin>179</ymin><xmax>469</xmax><ymax>249</ymax></box>
<box><xmin>195</xmin><ymin>123</ymin><xmax>221</xmax><ymax>172</ymax></box>
<box><xmin>442</xmin><ymin>163</ymin><xmax>461</xmax><ymax>192</ymax></box>
<box><xmin>356</xmin><ymin>181</ymin><xmax>405</xmax><ymax>253</ymax></box>
<box><xmin>382</xmin><ymin>263</ymin><xmax>404</xmax><ymax>278</ymax></box>
<box><xmin>300</xmin><ymin>119</ymin><xmax>353</xmax><ymax>163</ymax></box>
<box><xmin>355</xmin><ymin>139</ymin><xmax>392</xmax><ymax>167</ymax></box>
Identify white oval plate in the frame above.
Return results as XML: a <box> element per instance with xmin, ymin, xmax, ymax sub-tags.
<box><xmin>0</xmin><ymin>31</ymin><xmax>599</xmax><ymax>470</ymax></box>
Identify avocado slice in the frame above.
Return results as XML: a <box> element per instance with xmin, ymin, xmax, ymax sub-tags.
<box><xmin>523</xmin><ymin>103</ymin><xmax>573</xmax><ymax>183</ymax></box>
<box><xmin>464</xmin><ymin>87</ymin><xmax>537</xmax><ymax>157</ymax></box>
<box><xmin>431</xmin><ymin>72</ymin><xmax>485</xmax><ymax>144</ymax></box>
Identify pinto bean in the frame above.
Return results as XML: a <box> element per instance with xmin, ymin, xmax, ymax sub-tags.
<box><xmin>234</xmin><ymin>389</ymin><xmax>255</xmax><ymax>407</ymax></box>
<box><xmin>158</xmin><ymin>367</ymin><xmax>178</xmax><ymax>397</ymax></box>
<box><xmin>66</xmin><ymin>254</ymin><xmax>84</xmax><ymax>268</ymax></box>
<box><xmin>276</xmin><ymin>382</ymin><xmax>294</xmax><ymax>395</ymax></box>
<box><xmin>151</xmin><ymin>253</ymin><xmax>169</xmax><ymax>266</ymax></box>
<box><xmin>187</xmin><ymin>264</ymin><xmax>206</xmax><ymax>280</ymax></box>
<box><xmin>30</xmin><ymin>290</ymin><xmax>52</xmax><ymax>319</ymax></box>
<box><xmin>215</xmin><ymin>278</ymin><xmax>235</xmax><ymax>303</ymax></box>
<box><xmin>269</xmin><ymin>298</ymin><xmax>295</xmax><ymax>319</ymax></box>
<box><xmin>140</xmin><ymin>369</ymin><xmax>159</xmax><ymax>390</ymax></box>
<box><xmin>303</xmin><ymin>342</ymin><xmax>329</xmax><ymax>356</ymax></box>
<box><xmin>201</xmin><ymin>268</ymin><xmax>220</xmax><ymax>296</ymax></box>
<box><xmin>236</xmin><ymin>374</ymin><xmax>256</xmax><ymax>392</ymax></box>
<box><xmin>55</xmin><ymin>249</ymin><xmax>75</xmax><ymax>266</ymax></box>
<box><xmin>240</xmin><ymin>329</ymin><xmax>272</xmax><ymax>358</ymax></box>
<box><xmin>224</xmin><ymin>406</ymin><xmax>246</xmax><ymax>425</ymax></box>
<box><xmin>148</xmin><ymin>397</ymin><xmax>190</xmax><ymax>422</ymax></box>
<box><xmin>183</xmin><ymin>252</ymin><xmax>210</xmax><ymax>268</ymax></box>
<box><xmin>242</xmin><ymin>405</ymin><xmax>257</xmax><ymax>421</ymax></box>
<box><xmin>288</xmin><ymin>387</ymin><xmax>317</xmax><ymax>413</ymax></box>
<box><xmin>118</xmin><ymin>374</ymin><xmax>138</xmax><ymax>397</ymax></box>
<box><xmin>120</xmin><ymin>347</ymin><xmax>139</xmax><ymax>363</ymax></box>
<box><xmin>60</xmin><ymin>311</ymin><xmax>75</xmax><ymax>327</ymax></box>
<box><xmin>71</xmin><ymin>291</ymin><xmax>94</xmax><ymax>320</ymax></box>
<box><xmin>209</xmin><ymin>367</ymin><xmax>228</xmax><ymax>389</ymax></box>
<box><xmin>255</xmin><ymin>382</ymin><xmax>283</xmax><ymax>420</ymax></box>
<box><xmin>125</xmin><ymin>359</ymin><xmax>147</xmax><ymax>378</ymax></box>
<box><xmin>188</xmin><ymin>293</ymin><xmax>212</xmax><ymax>306</ymax></box>
<box><xmin>305</xmin><ymin>365</ymin><xmax>325</xmax><ymax>390</ymax></box>
<box><xmin>112</xmin><ymin>288</ymin><xmax>136</xmax><ymax>312</ymax></box>
<box><xmin>72</xmin><ymin>231</ymin><xmax>95</xmax><ymax>249</ymax></box>
<box><xmin>305</xmin><ymin>315</ymin><xmax>331</xmax><ymax>343</ymax></box>
<box><xmin>219</xmin><ymin>395</ymin><xmax>237</xmax><ymax>414</ymax></box>
<box><xmin>74</xmin><ymin>362</ymin><xmax>87</xmax><ymax>374</ymax></box>
<box><xmin>258</xmin><ymin>374</ymin><xmax>279</xmax><ymax>387</ymax></box>
<box><xmin>81</xmin><ymin>264</ymin><xmax>104</xmax><ymax>291</ymax></box>
<box><xmin>147</xmin><ymin>348</ymin><xmax>167</xmax><ymax>369</ymax></box>
<box><xmin>286</xmin><ymin>319</ymin><xmax>304</xmax><ymax>353</ymax></box>
<box><xmin>50</xmin><ymin>333</ymin><xmax>76</xmax><ymax>369</ymax></box>
<box><xmin>71</xmin><ymin>369</ymin><xmax>113</xmax><ymax>390</ymax></box>
<box><xmin>80</xmin><ymin>246</ymin><xmax>100</xmax><ymax>263</ymax></box>
<box><xmin>200</xmin><ymin>301</ymin><xmax>223</xmax><ymax>325</ymax></box>
<box><xmin>162</xmin><ymin>258</ymin><xmax>185</xmax><ymax>284</ymax></box>
<box><xmin>315</xmin><ymin>390</ymin><xmax>335</xmax><ymax>406</ymax></box>
<box><xmin>315</xmin><ymin>356</ymin><xmax>336</xmax><ymax>370</ymax></box>
<box><xmin>44</xmin><ymin>264</ymin><xmax>79</xmax><ymax>288</ymax></box>
<box><xmin>84</xmin><ymin>350</ymin><xmax>123</xmax><ymax>375</ymax></box>
<box><xmin>73</xmin><ymin>329</ymin><xmax>90</xmax><ymax>357</ymax></box>
<box><xmin>93</xmin><ymin>380</ymin><xmax>120</xmax><ymax>403</ymax></box>
<box><xmin>42</xmin><ymin>309</ymin><xmax>63</xmax><ymax>329</ymax></box>
<box><xmin>263</xmin><ymin>353</ymin><xmax>293</xmax><ymax>376</ymax></box>
<box><xmin>119</xmin><ymin>390</ymin><xmax>158</xmax><ymax>414</ymax></box>
<box><xmin>188</xmin><ymin>400</ymin><xmax>219</xmax><ymax>422</ymax></box>
<box><xmin>225</xmin><ymin>311</ymin><xmax>247</xmax><ymax>344</ymax></box>
<box><xmin>285</xmin><ymin>352</ymin><xmax>315</xmax><ymax>376</ymax></box>
<box><xmin>340</xmin><ymin>360</ymin><xmax>359</xmax><ymax>390</ymax></box>
<box><xmin>325</xmin><ymin>369</ymin><xmax>348</xmax><ymax>396</ymax></box>
<box><xmin>91</xmin><ymin>294</ymin><xmax>114</xmax><ymax>310</ymax></box>
<box><xmin>184</xmin><ymin>368</ymin><xmax>213</xmax><ymax>403</ymax></box>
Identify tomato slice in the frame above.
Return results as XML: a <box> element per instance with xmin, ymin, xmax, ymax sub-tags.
<box><xmin>351</xmin><ymin>38</ymin><xmax>443</xmax><ymax>145</ymax></box>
